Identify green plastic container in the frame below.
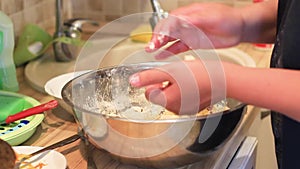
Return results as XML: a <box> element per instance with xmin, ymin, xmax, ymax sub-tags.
<box><xmin>0</xmin><ymin>11</ymin><xmax>19</xmax><ymax>92</ymax></box>
<box><xmin>13</xmin><ymin>24</ymin><xmax>53</xmax><ymax>66</ymax></box>
<box><xmin>0</xmin><ymin>90</ymin><xmax>44</xmax><ymax>145</ymax></box>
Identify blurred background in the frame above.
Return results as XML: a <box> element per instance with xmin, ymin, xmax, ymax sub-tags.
<box><xmin>0</xmin><ymin>0</ymin><xmax>252</xmax><ymax>38</ymax></box>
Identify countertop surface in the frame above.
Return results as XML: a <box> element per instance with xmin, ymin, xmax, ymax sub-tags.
<box><xmin>16</xmin><ymin>39</ymin><xmax>273</xmax><ymax>169</ymax></box>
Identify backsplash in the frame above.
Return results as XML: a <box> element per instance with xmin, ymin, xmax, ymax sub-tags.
<box><xmin>0</xmin><ymin>0</ymin><xmax>72</xmax><ymax>37</ymax></box>
<box><xmin>71</xmin><ymin>0</ymin><xmax>252</xmax><ymax>22</ymax></box>
<box><xmin>0</xmin><ymin>0</ymin><xmax>252</xmax><ymax>38</ymax></box>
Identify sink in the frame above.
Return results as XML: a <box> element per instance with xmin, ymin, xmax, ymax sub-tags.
<box><xmin>24</xmin><ymin>37</ymin><xmax>128</xmax><ymax>93</ymax></box>
<box><xmin>25</xmin><ymin>52</ymin><xmax>76</xmax><ymax>93</ymax></box>
<box><xmin>25</xmin><ymin>37</ymin><xmax>256</xmax><ymax>93</ymax></box>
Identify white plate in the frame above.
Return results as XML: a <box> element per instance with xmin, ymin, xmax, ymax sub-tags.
<box><xmin>13</xmin><ymin>146</ymin><xmax>67</xmax><ymax>169</ymax></box>
<box><xmin>44</xmin><ymin>70</ymin><xmax>91</xmax><ymax>99</ymax></box>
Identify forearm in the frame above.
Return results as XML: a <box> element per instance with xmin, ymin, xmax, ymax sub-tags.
<box><xmin>225</xmin><ymin>63</ymin><xmax>300</xmax><ymax>121</ymax></box>
<box><xmin>239</xmin><ymin>0</ymin><xmax>278</xmax><ymax>43</ymax></box>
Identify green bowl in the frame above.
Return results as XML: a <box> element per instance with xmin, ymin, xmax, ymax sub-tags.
<box><xmin>0</xmin><ymin>90</ymin><xmax>44</xmax><ymax>145</ymax></box>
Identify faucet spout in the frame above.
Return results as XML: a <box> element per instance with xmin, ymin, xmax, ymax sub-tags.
<box><xmin>53</xmin><ymin>0</ymin><xmax>72</xmax><ymax>62</ymax></box>
<box><xmin>55</xmin><ymin>0</ymin><xmax>64</xmax><ymax>37</ymax></box>
<box><xmin>149</xmin><ymin>0</ymin><xmax>168</xmax><ymax>30</ymax></box>
<box><xmin>52</xmin><ymin>0</ymin><xmax>99</xmax><ymax>62</ymax></box>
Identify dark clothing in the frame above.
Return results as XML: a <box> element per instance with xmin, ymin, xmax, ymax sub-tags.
<box><xmin>271</xmin><ymin>0</ymin><xmax>300</xmax><ymax>168</ymax></box>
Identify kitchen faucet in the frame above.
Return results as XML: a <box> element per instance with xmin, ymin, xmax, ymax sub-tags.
<box><xmin>149</xmin><ymin>0</ymin><xmax>168</xmax><ymax>30</ymax></box>
<box><xmin>53</xmin><ymin>0</ymin><xmax>99</xmax><ymax>62</ymax></box>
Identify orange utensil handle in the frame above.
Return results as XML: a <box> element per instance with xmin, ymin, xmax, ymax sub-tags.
<box><xmin>5</xmin><ymin>100</ymin><xmax>58</xmax><ymax>124</ymax></box>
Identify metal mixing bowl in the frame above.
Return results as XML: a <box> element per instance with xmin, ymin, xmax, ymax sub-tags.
<box><xmin>61</xmin><ymin>63</ymin><xmax>247</xmax><ymax>169</ymax></box>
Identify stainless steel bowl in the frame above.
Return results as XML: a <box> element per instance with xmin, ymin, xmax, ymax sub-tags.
<box><xmin>61</xmin><ymin>63</ymin><xmax>247</xmax><ymax>169</ymax></box>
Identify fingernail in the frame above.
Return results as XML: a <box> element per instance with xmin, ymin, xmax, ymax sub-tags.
<box><xmin>129</xmin><ymin>74</ymin><xmax>140</xmax><ymax>87</ymax></box>
<box><xmin>146</xmin><ymin>41</ymin><xmax>156</xmax><ymax>52</ymax></box>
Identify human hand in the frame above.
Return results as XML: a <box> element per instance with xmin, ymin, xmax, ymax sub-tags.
<box><xmin>129</xmin><ymin>60</ymin><xmax>228</xmax><ymax>115</ymax></box>
<box><xmin>146</xmin><ymin>3</ymin><xmax>244</xmax><ymax>59</ymax></box>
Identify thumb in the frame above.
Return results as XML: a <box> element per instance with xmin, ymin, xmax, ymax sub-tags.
<box><xmin>145</xmin><ymin>87</ymin><xmax>167</xmax><ymax>108</ymax></box>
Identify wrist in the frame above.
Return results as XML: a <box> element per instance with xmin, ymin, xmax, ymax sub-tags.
<box><xmin>237</xmin><ymin>1</ymin><xmax>277</xmax><ymax>43</ymax></box>
<box><xmin>237</xmin><ymin>6</ymin><xmax>255</xmax><ymax>43</ymax></box>
<box><xmin>223</xmin><ymin>62</ymin><xmax>241</xmax><ymax>99</ymax></box>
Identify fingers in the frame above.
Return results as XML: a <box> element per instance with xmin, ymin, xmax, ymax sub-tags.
<box><xmin>144</xmin><ymin>83</ymin><xmax>204</xmax><ymax>115</ymax></box>
<box><xmin>145</xmin><ymin>87</ymin><xmax>166</xmax><ymax>106</ymax></box>
<box><xmin>129</xmin><ymin>68</ymin><xmax>181</xmax><ymax>112</ymax></box>
<box><xmin>154</xmin><ymin>40</ymin><xmax>190</xmax><ymax>60</ymax></box>
<box><xmin>145</xmin><ymin>14</ymin><xmax>205</xmax><ymax>57</ymax></box>
<box><xmin>145</xmin><ymin>34</ymin><xmax>172</xmax><ymax>52</ymax></box>
<box><xmin>145</xmin><ymin>16</ymin><xmax>180</xmax><ymax>52</ymax></box>
<box><xmin>145</xmin><ymin>84</ymin><xmax>180</xmax><ymax>113</ymax></box>
<box><xmin>129</xmin><ymin>68</ymin><xmax>170</xmax><ymax>88</ymax></box>
<box><xmin>145</xmin><ymin>3</ymin><xmax>227</xmax><ymax>55</ymax></box>
<box><xmin>145</xmin><ymin>25</ymin><xmax>176</xmax><ymax>53</ymax></box>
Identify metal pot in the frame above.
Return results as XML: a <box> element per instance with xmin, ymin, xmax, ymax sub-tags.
<box><xmin>61</xmin><ymin>63</ymin><xmax>247</xmax><ymax>169</ymax></box>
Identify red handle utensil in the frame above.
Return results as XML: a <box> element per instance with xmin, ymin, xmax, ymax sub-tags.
<box><xmin>4</xmin><ymin>100</ymin><xmax>58</xmax><ymax>124</ymax></box>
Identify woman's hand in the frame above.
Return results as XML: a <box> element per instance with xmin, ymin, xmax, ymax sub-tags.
<box><xmin>146</xmin><ymin>1</ymin><xmax>277</xmax><ymax>59</ymax></box>
<box><xmin>129</xmin><ymin>60</ymin><xmax>228</xmax><ymax>114</ymax></box>
<box><xmin>146</xmin><ymin>3</ymin><xmax>245</xmax><ymax>59</ymax></box>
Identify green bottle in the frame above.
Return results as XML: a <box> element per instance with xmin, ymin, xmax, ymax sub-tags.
<box><xmin>0</xmin><ymin>11</ymin><xmax>19</xmax><ymax>92</ymax></box>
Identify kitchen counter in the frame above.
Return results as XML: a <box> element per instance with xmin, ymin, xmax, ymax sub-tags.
<box><xmin>16</xmin><ymin>42</ymin><xmax>273</xmax><ymax>169</ymax></box>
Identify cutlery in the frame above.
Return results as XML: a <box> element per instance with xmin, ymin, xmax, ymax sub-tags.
<box><xmin>14</xmin><ymin>134</ymin><xmax>81</xmax><ymax>169</ymax></box>
<box><xmin>1</xmin><ymin>100</ymin><xmax>58</xmax><ymax>124</ymax></box>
